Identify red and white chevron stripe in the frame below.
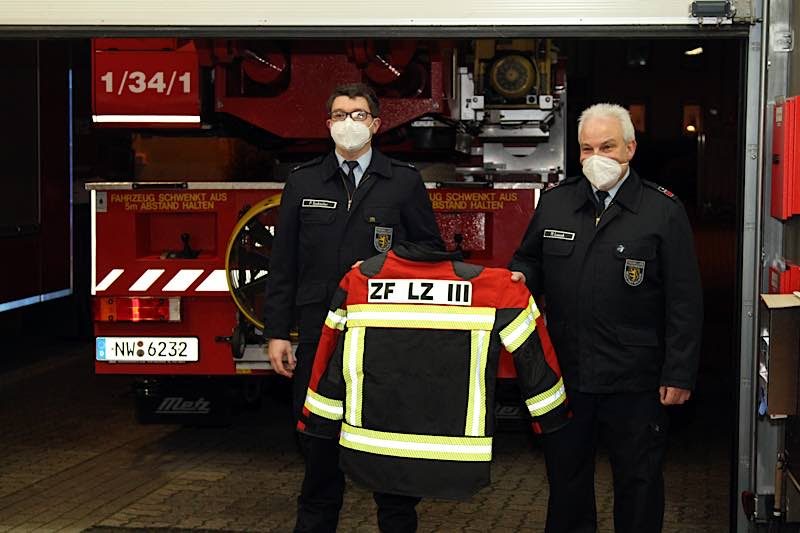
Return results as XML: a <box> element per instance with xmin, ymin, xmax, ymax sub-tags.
<box><xmin>92</xmin><ymin>268</ymin><xmax>267</xmax><ymax>295</ymax></box>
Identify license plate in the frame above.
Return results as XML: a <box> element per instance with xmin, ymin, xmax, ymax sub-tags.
<box><xmin>96</xmin><ymin>337</ymin><xmax>199</xmax><ymax>363</ymax></box>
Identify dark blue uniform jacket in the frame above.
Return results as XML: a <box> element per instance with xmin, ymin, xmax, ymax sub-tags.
<box><xmin>264</xmin><ymin>149</ymin><xmax>443</xmax><ymax>344</ymax></box>
<box><xmin>510</xmin><ymin>170</ymin><xmax>703</xmax><ymax>392</ymax></box>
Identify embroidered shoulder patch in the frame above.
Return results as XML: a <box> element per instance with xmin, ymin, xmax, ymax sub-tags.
<box><xmin>624</xmin><ymin>259</ymin><xmax>645</xmax><ymax>287</ymax></box>
<box><xmin>373</xmin><ymin>226</ymin><xmax>393</xmax><ymax>252</ymax></box>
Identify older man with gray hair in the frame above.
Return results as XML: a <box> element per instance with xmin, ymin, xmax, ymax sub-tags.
<box><xmin>510</xmin><ymin>103</ymin><xmax>703</xmax><ymax>532</ymax></box>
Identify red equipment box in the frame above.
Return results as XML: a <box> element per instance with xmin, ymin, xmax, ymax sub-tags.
<box><xmin>772</xmin><ymin>98</ymin><xmax>800</xmax><ymax>220</ymax></box>
<box><xmin>92</xmin><ymin>39</ymin><xmax>201</xmax><ymax>127</ymax></box>
<box><xmin>769</xmin><ymin>262</ymin><xmax>800</xmax><ymax>294</ymax></box>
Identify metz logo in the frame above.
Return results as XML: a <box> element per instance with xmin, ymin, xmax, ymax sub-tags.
<box><xmin>155</xmin><ymin>397</ymin><xmax>211</xmax><ymax>414</ymax></box>
<box><xmin>368</xmin><ymin>279</ymin><xmax>472</xmax><ymax>306</ymax></box>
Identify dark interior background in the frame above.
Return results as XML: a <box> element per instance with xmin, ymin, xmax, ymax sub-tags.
<box><xmin>0</xmin><ymin>36</ymin><xmax>742</xmax><ymax>435</ymax></box>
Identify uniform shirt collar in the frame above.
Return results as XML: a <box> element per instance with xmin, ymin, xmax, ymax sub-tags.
<box><xmin>335</xmin><ymin>148</ymin><xmax>372</xmax><ymax>175</ymax></box>
<box><xmin>576</xmin><ymin>167</ymin><xmax>642</xmax><ymax>214</ymax></box>
<box><xmin>323</xmin><ymin>148</ymin><xmax>392</xmax><ymax>181</ymax></box>
<box><xmin>590</xmin><ymin>167</ymin><xmax>630</xmax><ymax>203</ymax></box>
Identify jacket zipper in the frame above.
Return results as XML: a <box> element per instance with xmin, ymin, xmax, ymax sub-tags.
<box><xmin>595</xmin><ymin>201</ymin><xmax>613</xmax><ymax>226</ymax></box>
<box><xmin>340</xmin><ymin>174</ymin><xmax>353</xmax><ymax>211</ymax></box>
<box><xmin>340</xmin><ymin>173</ymin><xmax>373</xmax><ymax>212</ymax></box>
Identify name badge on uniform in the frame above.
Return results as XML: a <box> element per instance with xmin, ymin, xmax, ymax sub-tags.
<box><xmin>543</xmin><ymin>229</ymin><xmax>575</xmax><ymax>241</ymax></box>
<box><xmin>302</xmin><ymin>198</ymin><xmax>337</xmax><ymax>209</ymax></box>
<box><xmin>624</xmin><ymin>259</ymin><xmax>645</xmax><ymax>287</ymax></box>
<box><xmin>368</xmin><ymin>279</ymin><xmax>472</xmax><ymax>306</ymax></box>
<box><xmin>374</xmin><ymin>226</ymin><xmax>393</xmax><ymax>252</ymax></box>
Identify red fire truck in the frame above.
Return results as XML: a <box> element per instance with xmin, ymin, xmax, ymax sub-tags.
<box><xmin>88</xmin><ymin>37</ymin><xmax>563</xmax><ymax>422</ymax></box>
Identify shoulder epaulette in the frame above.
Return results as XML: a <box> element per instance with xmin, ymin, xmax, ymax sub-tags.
<box><xmin>643</xmin><ymin>180</ymin><xmax>678</xmax><ymax>201</ymax></box>
<box><xmin>290</xmin><ymin>155</ymin><xmax>325</xmax><ymax>173</ymax></box>
<box><xmin>390</xmin><ymin>158</ymin><xmax>417</xmax><ymax>170</ymax></box>
<box><xmin>542</xmin><ymin>175</ymin><xmax>579</xmax><ymax>193</ymax></box>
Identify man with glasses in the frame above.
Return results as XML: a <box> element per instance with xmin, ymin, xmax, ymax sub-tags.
<box><xmin>264</xmin><ymin>82</ymin><xmax>443</xmax><ymax>532</ymax></box>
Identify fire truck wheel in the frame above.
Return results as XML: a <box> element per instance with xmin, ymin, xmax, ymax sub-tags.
<box><xmin>225</xmin><ymin>194</ymin><xmax>282</xmax><ymax>329</ymax></box>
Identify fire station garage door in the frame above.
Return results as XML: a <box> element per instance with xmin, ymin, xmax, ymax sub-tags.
<box><xmin>0</xmin><ymin>3</ymin><xmax>760</xmax><ymax>533</ymax></box>
<box><xmin>0</xmin><ymin>0</ymin><xmax>747</xmax><ymax>29</ymax></box>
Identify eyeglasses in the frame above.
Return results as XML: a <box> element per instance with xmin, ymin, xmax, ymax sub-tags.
<box><xmin>329</xmin><ymin>109</ymin><xmax>373</xmax><ymax>122</ymax></box>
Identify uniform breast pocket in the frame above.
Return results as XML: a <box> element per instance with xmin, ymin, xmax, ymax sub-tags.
<box><xmin>542</xmin><ymin>239</ymin><xmax>576</xmax><ymax>294</ymax></box>
<box><xmin>299</xmin><ymin>208</ymin><xmax>337</xmax><ymax>252</ymax></box>
<box><xmin>542</xmin><ymin>239</ymin><xmax>575</xmax><ymax>258</ymax></box>
<box><xmin>300</xmin><ymin>208</ymin><xmax>336</xmax><ymax>225</ymax></box>
<box><xmin>611</xmin><ymin>240</ymin><xmax>658</xmax><ymax>288</ymax></box>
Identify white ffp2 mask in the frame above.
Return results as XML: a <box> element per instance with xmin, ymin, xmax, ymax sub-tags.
<box><xmin>582</xmin><ymin>155</ymin><xmax>627</xmax><ymax>191</ymax></box>
<box><xmin>330</xmin><ymin>118</ymin><xmax>372</xmax><ymax>152</ymax></box>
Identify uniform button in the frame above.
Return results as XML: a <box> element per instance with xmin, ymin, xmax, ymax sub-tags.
<box><xmin>616</xmin><ymin>244</ymin><xmax>625</xmax><ymax>253</ymax></box>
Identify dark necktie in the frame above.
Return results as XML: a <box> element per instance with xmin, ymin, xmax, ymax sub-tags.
<box><xmin>594</xmin><ymin>190</ymin><xmax>610</xmax><ymax>221</ymax></box>
<box><xmin>343</xmin><ymin>160</ymin><xmax>359</xmax><ymax>195</ymax></box>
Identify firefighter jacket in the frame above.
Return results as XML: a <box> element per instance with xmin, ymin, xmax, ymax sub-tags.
<box><xmin>510</xmin><ymin>170</ymin><xmax>703</xmax><ymax>393</ymax></box>
<box><xmin>263</xmin><ymin>149</ymin><xmax>443</xmax><ymax>344</ymax></box>
<box><xmin>298</xmin><ymin>242</ymin><xmax>570</xmax><ymax>500</ymax></box>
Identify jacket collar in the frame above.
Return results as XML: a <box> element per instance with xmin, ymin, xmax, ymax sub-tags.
<box><xmin>323</xmin><ymin>148</ymin><xmax>393</xmax><ymax>182</ymax></box>
<box><xmin>391</xmin><ymin>241</ymin><xmax>462</xmax><ymax>262</ymax></box>
<box><xmin>573</xmin><ymin>168</ymin><xmax>643</xmax><ymax>214</ymax></box>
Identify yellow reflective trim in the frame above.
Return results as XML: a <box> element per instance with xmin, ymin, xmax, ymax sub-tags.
<box><xmin>339</xmin><ymin>423</ymin><xmax>492</xmax><ymax>462</ymax></box>
<box><xmin>354</xmin><ymin>328</ymin><xmax>364</xmax><ymax>425</ymax></box>
<box><xmin>499</xmin><ymin>297</ymin><xmax>541</xmax><ymax>352</ymax></box>
<box><xmin>346</xmin><ymin>304</ymin><xmax>495</xmax><ymax>331</ymax></box>
<box><xmin>348</xmin><ymin>304</ymin><xmax>495</xmax><ymax>316</ymax></box>
<box><xmin>526</xmin><ymin>377</ymin><xmax>566</xmax><ymax>416</ymax></box>
<box><xmin>343</xmin><ymin>327</ymin><xmax>365</xmax><ymax>427</ymax></box>
<box><xmin>304</xmin><ymin>389</ymin><xmax>343</xmax><ymax>420</ymax></box>
<box><xmin>465</xmin><ymin>330</ymin><xmax>489</xmax><ymax>436</ymax></box>
<box><xmin>346</xmin><ymin>318</ymin><xmax>492</xmax><ymax>330</ymax></box>
<box><xmin>324</xmin><ymin>308</ymin><xmax>347</xmax><ymax>331</ymax></box>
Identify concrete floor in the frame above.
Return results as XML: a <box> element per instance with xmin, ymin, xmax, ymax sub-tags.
<box><xmin>0</xmin><ymin>341</ymin><xmax>730</xmax><ymax>532</ymax></box>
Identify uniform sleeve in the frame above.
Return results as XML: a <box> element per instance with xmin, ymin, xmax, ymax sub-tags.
<box><xmin>297</xmin><ymin>276</ymin><xmax>350</xmax><ymax>438</ymax></box>
<box><xmin>508</xmin><ymin>199</ymin><xmax>545</xmax><ymax>298</ymax></box>
<box><xmin>659</xmin><ymin>202</ymin><xmax>703</xmax><ymax>390</ymax></box>
<box><xmin>263</xmin><ymin>176</ymin><xmax>300</xmax><ymax>340</ymax></box>
<box><xmin>497</xmin><ymin>282</ymin><xmax>570</xmax><ymax>434</ymax></box>
<box><xmin>401</xmin><ymin>172</ymin><xmax>445</xmax><ymax>251</ymax></box>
